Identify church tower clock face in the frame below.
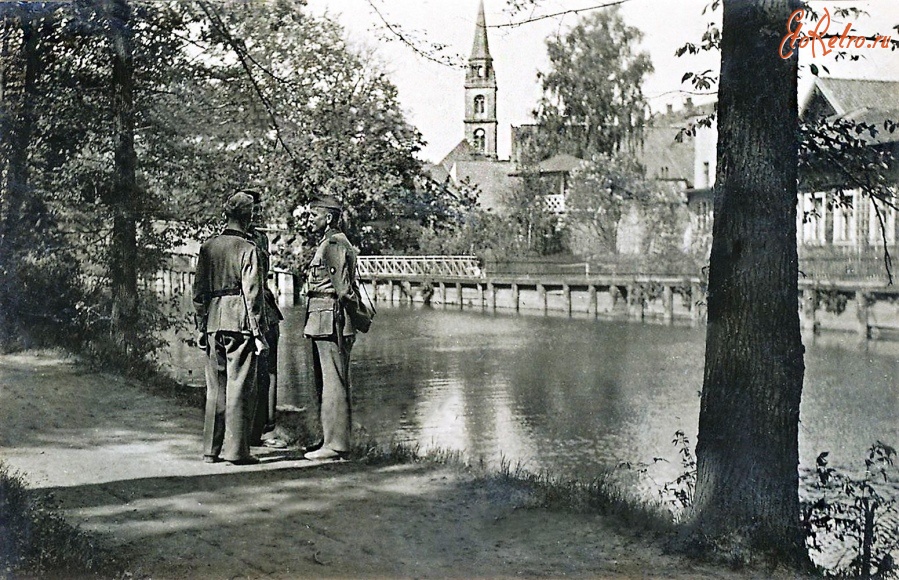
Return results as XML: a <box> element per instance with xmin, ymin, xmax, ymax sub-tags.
<box><xmin>464</xmin><ymin>0</ymin><xmax>498</xmax><ymax>159</ymax></box>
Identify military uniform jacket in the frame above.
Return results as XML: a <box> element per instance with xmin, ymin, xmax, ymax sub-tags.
<box><xmin>193</xmin><ymin>229</ymin><xmax>265</xmax><ymax>338</ymax></box>
<box><xmin>303</xmin><ymin>228</ymin><xmax>358</xmax><ymax>338</ymax></box>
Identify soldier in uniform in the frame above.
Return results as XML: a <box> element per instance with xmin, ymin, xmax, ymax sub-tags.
<box><xmin>303</xmin><ymin>194</ymin><xmax>359</xmax><ymax>461</ymax></box>
<box><xmin>192</xmin><ymin>191</ymin><xmax>268</xmax><ymax>465</ymax></box>
<box><xmin>243</xmin><ymin>190</ymin><xmax>287</xmax><ymax>449</ymax></box>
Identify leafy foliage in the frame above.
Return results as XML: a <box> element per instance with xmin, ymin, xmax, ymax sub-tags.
<box><xmin>1</xmin><ymin>0</ymin><xmax>470</xmax><ymax>357</ymax></box>
<box><xmin>564</xmin><ymin>154</ymin><xmax>705</xmax><ymax>271</ymax></box>
<box><xmin>530</xmin><ymin>7</ymin><xmax>653</xmax><ymax>162</ymax></box>
<box><xmin>803</xmin><ymin>442</ymin><xmax>899</xmax><ymax>578</ymax></box>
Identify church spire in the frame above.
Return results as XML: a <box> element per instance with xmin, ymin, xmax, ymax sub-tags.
<box><xmin>464</xmin><ymin>0</ymin><xmax>498</xmax><ymax>158</ymax></box>
<box><xmin>470</xmin><ymin>0</ymin><xmax>491</xmax><ymax>60</ymax></box>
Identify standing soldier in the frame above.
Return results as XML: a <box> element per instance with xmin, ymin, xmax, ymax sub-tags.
<box><xmin>303</xmin><ymin>193</ymin><xmax>358</xmax><ymax>461</ymax></box>
<box><xmin>193</xmin><ymin>191</ymin><xmax>268</xmax><ymax>465</ymax></box>
<box><xmin>244</xmin><ymin>190</ymin><xmax>287</xmax><ymax>449</ymax></box>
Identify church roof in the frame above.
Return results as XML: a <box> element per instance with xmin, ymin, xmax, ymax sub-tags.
<box><xmin>423</xmin><ymin>162</ymin><xmax>450</xmax><ymax>184</ymax></box>
<box><xmin>470</xmin><ymin>0</ymin><xmax>491</xmax><ymax>61</ymax></box>
<box><xmin>451</xmin><ymin>158</ymin><xmax>515</xmax><ymax>212</ymax></box>
<box><xmin>438</xmin><ymin>139</ymin><xmax>474</xmax><ymax>170</ymax></box>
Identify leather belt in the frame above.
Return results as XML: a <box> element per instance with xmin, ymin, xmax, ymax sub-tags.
<box><xmin>209</xmin><ymin>288</ymin><xmax>241</xmax><ymax>298</ymax></box>
<box><xmin>307</xmin><ymin>291</ymin><xmax>337</xmax><ymax>298</ymax></box>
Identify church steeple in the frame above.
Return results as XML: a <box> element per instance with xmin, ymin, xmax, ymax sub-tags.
<box><xmin>464</xmin><ymin>0</ymin><xmax>498</xmax><ymax>158</ymax></box>
<box><xmin>470</xmin><ymin>0</ymin><xmax>491</xmax><ymax>60</ymax></box>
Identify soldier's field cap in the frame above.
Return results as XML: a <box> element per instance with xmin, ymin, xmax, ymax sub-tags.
<box><xmin>310</xmin><ymin>194</ymin><xmax>343</xmax><ymax>211</ymax></box>
<box><xmin>238</xmin><ymin>189</ymin><xmax>262</xmax><ymax>204</ymax></box>
<box><xmin>224</xmin><ymin>191</ymin><xmax>255</xmax><ymax>215</ymax></box>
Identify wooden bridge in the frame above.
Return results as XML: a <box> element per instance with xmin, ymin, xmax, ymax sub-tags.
<box><xmin>155</xmin><ymin>253</ymin><xmax>899</xmax><ymax>339</ymax></box>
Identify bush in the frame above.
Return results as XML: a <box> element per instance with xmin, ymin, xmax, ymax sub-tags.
<box><xmin>0</xmin><ymin>462</ymin><xmax>108</xmax><ymax>577</ymax></box>
<box><xmin>0</xmin><ymin>248</ymin><xmax>83</xmax><ymax>352</ymax></box>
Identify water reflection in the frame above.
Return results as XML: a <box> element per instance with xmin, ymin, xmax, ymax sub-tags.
<box><xmin>168</xmin><ymin>303</ymin><xmax>898</xmax><ymax>485</ymax></box>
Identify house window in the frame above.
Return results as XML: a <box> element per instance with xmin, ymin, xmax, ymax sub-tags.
<box><xmin>868</xmin><ymin>199</ymin><xmax>896</xmax><ymax>245</ymax></box>
<box><xmin>800</xmin><ymin>192</ymin><xmax>826</xmax><ymax>245</ymax></box>
<box><xmin>473</xmin><ymin>128</ymin><xmax>486</xmax><ymax>152</ymax></box>
<box><xmin>474</xmin><ymin>95</ymin><xmax>485</xmax><ymax>115</ymax></box>
<box><xmin>478</xmin><ymin>65</ymin><xmax>486</xmax><ymax>78</ymax></box>
<box><xmin>833</xmin><ymin>191</ymin><xmax>856</xmax><ymax>244</ymax></box>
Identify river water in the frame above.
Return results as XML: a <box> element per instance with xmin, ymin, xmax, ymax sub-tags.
<box><xmin>168</xmin><ymin>303</ymin><xmax>897</xmax><ymax>487</ymax></box>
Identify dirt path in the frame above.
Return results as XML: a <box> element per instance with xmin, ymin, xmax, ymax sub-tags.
<box><xmin>0</xmin><ymin>351</ymin><xmax>804</xmax><ymax>579</ymax></box>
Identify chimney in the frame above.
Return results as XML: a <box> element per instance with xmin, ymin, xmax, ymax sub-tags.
<box><xmin>685</xmin><ymin>97</ymin><xmax>694</xmax><ymax>111</ymax></box>
<box><xmin>666</xmin><ymin>103</ymin><xmax>673</xmax><ymax>115</ymax></box>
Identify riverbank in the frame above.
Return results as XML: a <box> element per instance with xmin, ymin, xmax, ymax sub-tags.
<box><xmin>0</xmin><ymin>350</ymin><xmax>812</xmax><ymax>579</ymax></box>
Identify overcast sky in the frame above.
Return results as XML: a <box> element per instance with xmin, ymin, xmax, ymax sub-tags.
<box><xmin>307</xmin><ymin>0</ymin><xmax>899</xmax><ymax>163</ymax></box>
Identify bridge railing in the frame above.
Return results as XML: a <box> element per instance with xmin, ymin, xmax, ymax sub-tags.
<box><xmin>357</xmin><ymin>255</ymin><xmax>482</xmax><ymax>279</ymax></box>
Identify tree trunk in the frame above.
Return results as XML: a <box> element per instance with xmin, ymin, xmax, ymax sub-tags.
<box><xmin>106</xmin><ymin>0</ymin><xmax>139</xmax><ymax>353</ymax></box>
<box><xmin>690</xmin><ymin>0</ymin><xmax>807</xmax><ymax>567</ymax></box>
<box><xmin>0</xmin><ymin>15</ymin><xmax>41</xmax><ymax>344</ymax></box>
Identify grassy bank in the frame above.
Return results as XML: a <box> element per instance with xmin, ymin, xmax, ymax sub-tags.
<box><xmin>0</xmin><ymin>462</ymin><xmax>115</xmax><ymax>579</ymax></box>
<box><xmin>354</xmin><ymin>439</ymin><xmax>678</xmax><ymax>538</ymax></box>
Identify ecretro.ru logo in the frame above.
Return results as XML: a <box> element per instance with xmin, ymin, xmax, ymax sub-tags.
<box><xmin>779</xmin><ymin>8</ymin><xmax>892</xmax><ymax>59</ymax></box>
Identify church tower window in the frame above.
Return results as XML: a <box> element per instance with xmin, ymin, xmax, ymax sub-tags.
<box><xmin>474</xmin><ymin>95</ymin><xmax>485</xmax><ymax>115</ymax></box>
<box><xmin>473</xmin><ymin>129</ymin><xmax>486</xmax><ymax>152</ymax></box>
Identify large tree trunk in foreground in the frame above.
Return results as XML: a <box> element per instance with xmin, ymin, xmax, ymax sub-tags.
<box><xmin>691</xmin><ymin>0</ymin><xmax>807</xmax><ymax>566</ymax></box>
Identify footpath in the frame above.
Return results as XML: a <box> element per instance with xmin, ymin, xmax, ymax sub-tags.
<box><xmin>0</xmin><ymin>351</ymin><xmax>804</xmax><ymax>579</ymax></box>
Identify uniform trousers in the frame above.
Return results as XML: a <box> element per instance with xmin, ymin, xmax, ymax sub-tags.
<box><xmin>310</xmin><ymin>335</ymin><xmax>354</xmax><ymax>452</ymax></box>
<box><xmin>203</xmin><ymin>331</ymin><xmax>257</xmax><ymax>461</ymax></box>
<box><xmin>250</xmin><ymin>324</ymin><xmax>280</xmax><ymax>443</ymax></box>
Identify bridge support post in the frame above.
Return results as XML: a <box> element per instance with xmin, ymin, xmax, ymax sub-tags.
<box><xmin>477</xmin><ymin>283</ymin><xmax>485</xmax><ymax>309</ymax></box>
<box><xmin>690</xmin><ymin>282</ymin><xmax>703</xmax><ymax>325</ymax></box>
<box><xmin>563</xmin><ymin>283</ymin><xmax>571</xmax><ymax>316</ymax></box>
<box><xmin>511</xmin><ymin>283</ymin><xmax>520</xmax><ymax>312</ymax></box>
<box><xmin>387</xmin><ymin>280</ymin><xmax>394</xmax><ymax>304</ymax></box>
<box><xmin>439</xmin><ymin>282</ymin><xmax>447</xmax><ymax>306</ymax></box>
<box><xmin>371</xmin><ymin>279</ymin><xmax>378</xmax><ymax>302</ymax></box>
<box><xmin>456</xmin><ymin>282</ymin><xmax>463</xmax><ymax>309</ymax></box>
<box><xmin>801</xmin><ymin>287</ymin><xmax>818</xmax><ymax>333</ymax></box>
<box><xmin>537</xmin><ymin>283</ymin><xmax>547</xmax><ymax>314</ymax></box>
<box><xmin>609</xmin><ymin>286</ymin><xmax>620</xmax><ymax>313</ymax></box>
<box><xmin>662</xmin><ymin>285</ymin><xmax>674</xmax><ymax>325</ymax></box>
<box><xmin>588</xmin><ymin>285</ymin><xmax>597</xmax><ymax>317</ymax></box>
<box><xmin>488</xmin><ymin>282</ymin><xmax>496</xmax><ymax>310</ymax></box>
<box><xmin>855</xmin><ymin>290</ymin><xmax>870</xmax><ymax>339</ymax></box>
<box><xmin>626</xmin><ymin>284</ymin><xmax>635</xmax><ymax>319</ymax></box>
<box><xmin>627</xmin><ymin>284</ymin><xmax>644</xmax><ymax>320</ymax></box>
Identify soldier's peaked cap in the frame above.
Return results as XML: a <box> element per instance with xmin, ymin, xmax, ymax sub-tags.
<box><xmin>310</xmin><ymin>195</ymin><xmax>343</xmax><ymax>211</ymax></box>
<box><xmin>223</xmin><ymin>191</ymin><xmax>255</xmax><ymax>215</ymax></box>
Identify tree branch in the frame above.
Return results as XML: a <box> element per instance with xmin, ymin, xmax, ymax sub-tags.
<box><xmin>491</xmin><ymin>0</ymin><xmax>634</xmax><ymax>28</ymax></box>
<box><xmin>364</xmin><ymin>0</ymin><xmax>463</xmax><ymax>68</ymax></box>
<box><xmin>196</xmin><ymin>0</ymin><xmax>300</xmax><ymax>166</ymax></box>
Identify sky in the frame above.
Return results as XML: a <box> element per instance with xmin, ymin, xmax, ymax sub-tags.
<box><xmin>307</xmin><ymin>0</ymin><xmax>899</xmax><ymax>163</ymax></box>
